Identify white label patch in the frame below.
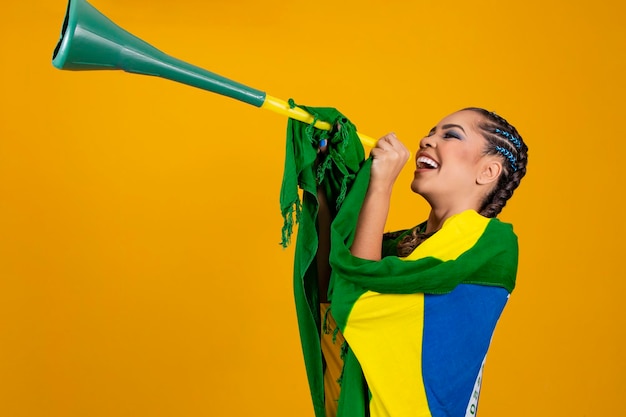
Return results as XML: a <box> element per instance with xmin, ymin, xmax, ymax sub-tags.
<box><xmin>465</xmin><ymin>355</ymin><xmax>487</xmax><ymax>416</ymax></box>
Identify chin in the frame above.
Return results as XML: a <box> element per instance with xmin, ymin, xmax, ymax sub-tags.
<box><xmin>410</xmin><ymin>179</ymin><xmax>423</xmax><ymax>195</ymax></box>
<box><xmin>411</xmin><ymin>179</ymin><xmax>439</xmax><ymax>203</ymax></box>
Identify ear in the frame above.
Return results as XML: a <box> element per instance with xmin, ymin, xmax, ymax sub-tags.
<box><xmin>476</xmin><ymin>157</ymin><xmax>503</xmax><ymax>185</ymax></box>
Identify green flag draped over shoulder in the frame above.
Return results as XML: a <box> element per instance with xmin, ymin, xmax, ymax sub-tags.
<box><xmin>328</xmin><ymin>161</ymin><xmax>517</xmax><ymax>295</ymax></box>
<box><xmin>280</xmin><ymin>104</ymin><xmax>517</xmax><ymax>417</ymax></box>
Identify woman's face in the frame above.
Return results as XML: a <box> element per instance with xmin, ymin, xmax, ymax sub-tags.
<box><xmin>411</xmin><ymin>110</ymin><xmax>497</xmax><ymax>210</ymax></box>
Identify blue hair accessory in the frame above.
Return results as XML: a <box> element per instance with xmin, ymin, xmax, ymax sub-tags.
<box><xmin>495</xmin><ymin>146</ymin><xmax>518</xmax><ymax>172</ymax></box>
<box><xmin>495</xmin><ymin>128</ymin><xmax>522</xmax><ymax>149</ymax></box>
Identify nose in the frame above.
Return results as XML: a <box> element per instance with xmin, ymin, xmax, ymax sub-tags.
<box><xmin>419</xmin><ymin>134</ymin><xmax>436</xmax><ymax>150</ymax></box>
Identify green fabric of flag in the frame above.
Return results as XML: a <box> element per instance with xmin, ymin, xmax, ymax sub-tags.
<box><xmin>328</xmin><ymin>162</ymin><xmax>517</xmax><ymax>294</ymax></box>
<box><xmin>279</xmin><ymin>102</ymin><xmax>365</xmax><ymax>417</ymax></box>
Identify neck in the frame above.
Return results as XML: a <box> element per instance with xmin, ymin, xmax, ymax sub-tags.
<box><xmin>425</xmin><ymin>205</ymin><xmax>478</xmax><ymax>234</ymax></box>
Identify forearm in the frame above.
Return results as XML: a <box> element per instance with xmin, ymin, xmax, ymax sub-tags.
<box><xmin>348</xmin><ymin>131</ymin><xmax>409</xmax><ymax>261</ymax></box>
<box><xmin>349</xmin><ymin>184</ymin><xmax>392</xmax><ymax>261</ymax></box>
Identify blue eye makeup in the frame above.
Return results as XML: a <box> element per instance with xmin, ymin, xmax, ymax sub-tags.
<box><xmin>443</xmin><ymin>130</ymin><xmax>462</xmax><ymax>139</ymax></box>
<box><xmin>424</xmin><ymin>125</ymin><xmax>464</xmax><ymax>139</ymax></box>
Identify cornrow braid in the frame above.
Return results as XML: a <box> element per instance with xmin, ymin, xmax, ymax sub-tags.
<box><xmin>495</xmin><ymin>146</ymin><xmax>518</xmax><ymax>172</ymax></box>
<box><xmin>462</xmin><ymin>107</ymin><xmax>529</xmax><ymax>218</ymax></box>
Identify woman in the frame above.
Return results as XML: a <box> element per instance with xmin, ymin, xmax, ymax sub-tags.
<box><xmin>308</xmin><ymin>107</ymin><xmax>528</xmax><ymax>417</ymax></box>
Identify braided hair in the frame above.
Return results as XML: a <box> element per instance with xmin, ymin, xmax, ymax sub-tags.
<box><xmin>462</xmin><ymin>107</ymin><xmax>529</xmax><ymax>218</ymax></box>
<box><xmin>388</xmin><ymin>107</ymin><xmax>528</xmax><ymax>257</ymax></box>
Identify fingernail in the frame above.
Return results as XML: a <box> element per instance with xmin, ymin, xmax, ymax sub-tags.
<box><xmin>320</xmin><ymin>139</ymin><xmax>327</xmax><ymax>147</ymax></box>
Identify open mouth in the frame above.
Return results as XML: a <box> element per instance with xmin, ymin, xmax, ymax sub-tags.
<box><xmin>416</xmin><ymin>156</ymin><xmax>439</xmax><ymax>169</ymax></box>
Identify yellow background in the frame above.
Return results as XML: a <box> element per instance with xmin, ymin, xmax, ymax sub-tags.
<box><xmin>1</xmin><ymin>0</ymin><xmax>625</xmax><ymax>416</ymax></box>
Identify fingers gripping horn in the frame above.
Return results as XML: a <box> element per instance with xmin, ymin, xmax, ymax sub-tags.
<box><xmin>52</xmin><ymin>0</ymin><xmax>377</xmax><ymax>148</ymax></box>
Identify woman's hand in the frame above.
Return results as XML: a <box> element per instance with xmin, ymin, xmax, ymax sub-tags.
<box><xmin>350</xmin><ymin>132</ymin><xmax>409</xmax><ymax>261</ymax></box>
<box><xmin>369</xmin><ymin>133</ymin><xmax>411</xmax><ymax>193</ymax></box>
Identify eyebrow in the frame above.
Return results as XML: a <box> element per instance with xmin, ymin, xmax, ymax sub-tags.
<box><xmin>428</xmin><ymin>123</ymin><xmax>466</xmax><ymax>136</ymax></box>
<box><xmin>441</xmin><ymin>123</ymin><xmax>466</xmax><ymax>133</ymax></box>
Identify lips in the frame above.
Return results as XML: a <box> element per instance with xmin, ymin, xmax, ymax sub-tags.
<box><xmin>416</xmin><ymin>154</ymin><xmax>439</xmax><ymax>169</ymax></box>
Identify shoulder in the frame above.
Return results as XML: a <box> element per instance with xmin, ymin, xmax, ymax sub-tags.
<box><xmin>484</xmin><ymin>216</ymin><xmax>518</xmax><ymax>247</ymax></box>
<box><xmin>449</xmin><ymin>210</ymin><xmax>517</xmax><ymax>245</ymax></box>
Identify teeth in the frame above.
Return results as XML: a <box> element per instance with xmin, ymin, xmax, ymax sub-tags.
<box><xmin>417</xmin><ymin>156</ymin><xmax>439</xmax><ymax>169</ymax></box>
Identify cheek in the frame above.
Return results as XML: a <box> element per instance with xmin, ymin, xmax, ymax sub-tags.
<box><xmin>446</xmin><ymin>147</ymin><xmax>483</xmax><ymax>174</ymax></box>
<box><xmin>445</xmin><ymin>153</ymin><xmax>475</xmax><ymax>174</ymax></box>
